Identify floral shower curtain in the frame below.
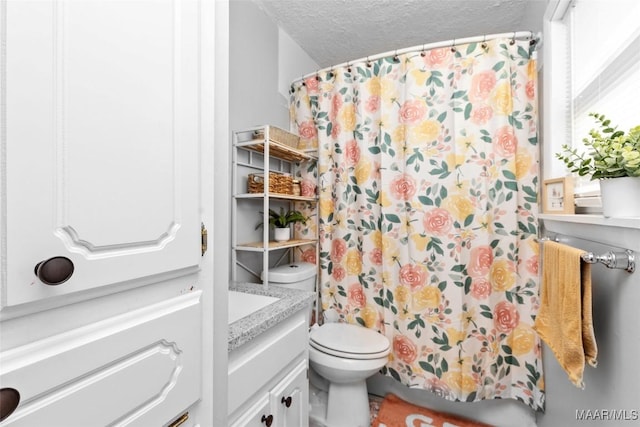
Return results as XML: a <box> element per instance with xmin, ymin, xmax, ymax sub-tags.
<box><xmin>291</xmin><ymin>38</ymin><xmax>544</xmax><ymax>410</ymax></box>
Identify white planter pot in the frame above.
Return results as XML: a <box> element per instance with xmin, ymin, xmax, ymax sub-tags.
<box><xmin>274</xmin><ymin>227</ymin><xmax>291</xmax><ymax>242</ymax></box>
<box><xmin>600</xmin><ymin>177</ymin><xmax>640</xmax><ymax>218</ymax></box>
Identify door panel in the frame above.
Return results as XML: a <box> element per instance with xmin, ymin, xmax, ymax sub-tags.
<box><xmin>0</xmin><ymin>292</ymin><xmax>202</xmax><ymax>426</ymax></box>
<box><xmin>4</xmin><ymin>0</ymin><xmax>200</xmax><ymax>307</ymax></box>
<box><xmin>1</xmin><ymin>0</ymin><xmax>205</xmax><ymax>424</ymax></box>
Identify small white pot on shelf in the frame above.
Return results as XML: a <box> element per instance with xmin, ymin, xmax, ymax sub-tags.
<box><xmin>274</xmin><ymin>227</ymin><xmax>291</xmax><ymax>242</ymax></box>
<box><xmin>600</xmin><ymin>177</ymin><xmax>640</xmax><ymax>218</ymax></box>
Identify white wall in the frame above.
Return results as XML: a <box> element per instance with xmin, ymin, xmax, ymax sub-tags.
<box><xmin>278</xmin><ymin>28</ymin><xmax>320</xmax><ymax>105</ymax></box>
<box><xmin>230</xmin><ymin>0</ymin><xmax>285</xmax><ymax>130</ymax></box>
<box><xmin>537</xmin><ymin>220</ymin><xmax>640</xmax><ymax>426</ymax></box>
<box><xmin>230</xmin><ymin>0</ymin><xmax>318</xmax><ymax>132</ymax></box>
<box><xmin>229</xmin><ymin>0</ymin><xmax>319</xmax><ymax>283</ymax></box>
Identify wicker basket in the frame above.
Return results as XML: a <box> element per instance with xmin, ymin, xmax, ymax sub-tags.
<box><xmin>247</xmin><ymin>173</ymin><xmax>293</xmax><ymax>195</ymax></box>
<box><xmin>253</xmin><ymin>126</ymin><xmax>300</xmax><ymax>149</ymax></box>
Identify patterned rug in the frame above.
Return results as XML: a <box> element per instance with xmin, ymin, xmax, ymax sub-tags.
<box><xmin>370</xmin><ymin>394</ymin><xmax>492</xmax><ymax>427</ymax></box>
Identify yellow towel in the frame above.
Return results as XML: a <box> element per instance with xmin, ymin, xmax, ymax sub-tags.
<box><xmin>534</xmin><ymin>240</ymin><xmax>598</xmax><ymax>389</ymax></box>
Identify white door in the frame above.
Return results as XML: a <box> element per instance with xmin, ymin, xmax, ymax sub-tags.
<box><xmin>1</xmin><ymin>1</ymin><xmax>205</xmax><ymax>425</ymax></box>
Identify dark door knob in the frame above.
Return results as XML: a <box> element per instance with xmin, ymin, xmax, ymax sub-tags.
<box><xmin>34</xmin><ymin>256</ymin><xmax>74</xmax><ymax>285</ymax></box>
<box><xmin>261</xmin><ymin>414</ymin><xmax>273</xmax><ymax>426</ymax></box>
<box><xmin>281</xmin><ymin>395</ymin><xmax>292</xmax><ymax>407</ymax></box>
<box><xmin>0</xmin><ymin>388</ymin><xmax>20</xmax><ymax>422</ymax></box>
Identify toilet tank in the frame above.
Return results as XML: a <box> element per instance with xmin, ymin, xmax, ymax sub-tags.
<box><xmin>262</xmin><ymin>262</ymin><xmax>317</xmax><ymax>292</ymax></box>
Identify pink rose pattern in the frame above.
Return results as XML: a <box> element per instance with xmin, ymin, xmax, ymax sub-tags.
<box><xmin>399</xmin><ymin>100</ymin><xmax>427</xmax><ymax>124</ymax></box>
<box><xmin>301</xmin><ymin>178</ymin><xmax>317</xmax><ymax>197</ymax></box>
<box><xmin>345</xmin><ymin>139</ymin><xmax>361</xmax><ymax>167</ymax></box>
<box><xmin>301</xmin><ymin>248</ymin><xmax>316</xmax><ymax>264</ymax></box>
<box><xmin>331</xmin><ymin>238</ymin><xmax>347</xmax><ymax>262</ymax></box>
<box><xmin>494</xmin><ymin>301</ymin><xmax>520</xmax><ymax>334</ymax></box>
<box><xmin>468</xmin><ymin>246</ymin><xmax>493</xmax><ymax>277</ymax></box>
<box><xmin>493</xmin><ymin>126</ymin><xmax>518</xmax><ymax>157</ymax></box>
<box><xmin>469</xmin><ymin>70</ymin><xmax>497</xmax><ymax>102</ymax></box>
<box><xmin>399</xmin><ymin>264</ymin><xmax>428</xmax><ymax>290</ymax></box>
<box><xmin>423</xmin><ymin>208</ymin><xmax>453</xmax><ymax>236</ymax></box>
<box><xmin>390</xmin><ymin>174</ymin><xmax>417</xmax><ymax>200</ymax></box>
<box><xmin>394</xmin><ymin>335</ymin><xmax>418</xmax><ymax>364</ymax></box>
<box><xmin>291</xmin><ymin>39</ymin><xmax>543</xmax><ymax>411</ymax></box>
<box><xmin>369</xmin><ymin>248</ymin><xmax>383</xmax><ymax>265</ymax></box>
<box><xmin>348</xmin><ymin>283</ymin><xmax>367</xmax><ymax>308</ymax></box>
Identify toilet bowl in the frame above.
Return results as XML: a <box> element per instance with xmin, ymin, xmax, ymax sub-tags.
<box><xmin>263</xmin><ymin>263</ymin><xmax>390</xmax><ymax>427</ymax></box>
<box><xmin>309</xmin><ymin>322</ymin><xmax>390</xmax><ymax>427</ymax></box>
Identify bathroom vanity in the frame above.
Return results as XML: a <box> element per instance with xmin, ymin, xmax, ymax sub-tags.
<box><xmin>227</xmin><ymin>283</ymin><xmax>314</xmax><ymax>427</ymax></box>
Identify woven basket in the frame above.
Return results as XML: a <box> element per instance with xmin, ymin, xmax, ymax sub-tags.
<box><xmin>253</xmin><ymin>126</ymin><xmax>300</xmax><ymax>149</ymax></box>
<box><xmin>247</xmin><ymin>173</ymin><xmax>293</xmax><ymax>195</ymax></box>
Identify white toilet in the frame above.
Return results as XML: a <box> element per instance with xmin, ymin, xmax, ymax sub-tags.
<box><xmin>262</xmin><ymin>262</ymin><xmax>317</xmax><ymax>325</ymax></box>
<box><xmin>309</xmin><ymin>322</ymin><xmax>390</xmax><ymax>427</ymax></box>
<box><xmin>266</xmin><ymin>263</ymin><xmax>391</xmax><ymax>427</ymax></box>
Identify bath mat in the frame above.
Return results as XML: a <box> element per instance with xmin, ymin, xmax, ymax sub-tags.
<box><xmin>371</xmin><ymin>393</ymin><xmax>493</xmax><ymax>427</ymax></box>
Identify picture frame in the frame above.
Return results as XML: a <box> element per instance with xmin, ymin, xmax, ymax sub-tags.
<box><xmin>543</xmin><ymin>177</ymin><xmax>574</xmax><ymax>214</ymax></box>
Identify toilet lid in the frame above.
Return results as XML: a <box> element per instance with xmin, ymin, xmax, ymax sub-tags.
<box><xmin>310</xmin><ymin>323</ymin><xmax>390</xmax><ymax>359</ymax></box>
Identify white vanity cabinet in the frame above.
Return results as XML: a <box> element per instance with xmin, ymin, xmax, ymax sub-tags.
<box><xmin>228</xmin><ymin>310</ymin><xmax>309</xmax><ymax>427</ymax></box>
<box><xmin>268</xmin><ymin>361</ymin><xmax>308</xmax><ymax>427</ymax></box>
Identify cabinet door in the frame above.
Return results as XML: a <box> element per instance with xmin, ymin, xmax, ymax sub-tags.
<box><xmin>270</xmin><ymin>361</ymin><xmax>309</xmax><ymax>427</ymax></box>
<box><xmin>3</xmin><ymin>0</ymin><xmax>201</xmax><ymax>309</ymax></box>
<box><xmin>229</xmin><ymin>395</ymin><xmax>273</xmax><ymax>427</ymax></box>
<box><xmin>1</xmin><ymin>0</ymin><xmax>204</xmax><ymax>425</ymax></box>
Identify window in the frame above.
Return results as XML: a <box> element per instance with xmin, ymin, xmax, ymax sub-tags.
<box><xmin>543</xmin><ymin>0</ymin><xmax>640</xmax><ymax>211</ymax></box>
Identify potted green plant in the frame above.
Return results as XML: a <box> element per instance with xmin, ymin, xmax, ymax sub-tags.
<box><xmin>255</xmin><ymin>208</ymin><xmax>308</xmax><ymax>242</ymax></box>
<box><xmin>556</xmin><ymin>113</ymin><xmax>640</xmax><ymax>217</ymax></box>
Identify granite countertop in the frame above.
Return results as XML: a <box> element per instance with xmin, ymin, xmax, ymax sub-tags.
<box><xmin>228</xmin><ymin>282</ymin><xmax>315</xmax><ymax>351</ymax></box>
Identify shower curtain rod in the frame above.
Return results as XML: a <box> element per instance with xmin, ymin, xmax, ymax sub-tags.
<box><xmin>292</xmin><ymin>30</ymin><xmax>538</xmax><ymax>85</ymax></box>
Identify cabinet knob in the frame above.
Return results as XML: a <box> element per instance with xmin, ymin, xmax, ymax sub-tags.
<box><xmin>34</xmin><ymin>256</ymin><xmax>74</xmax><ymax>285</ymax></box>
<box><xmin>261</xmin><ymin>414</ymin><xmax>273</xmax><ymax>426</ymax></box>
<box><xmin>281</xmin><ymin>395</ymin><xmax>292</xmax><ymax>408</ymax></box>
<box><xmin>0</xmin><ymin>388</ymin><xmax>20</xmax><ymax>422</ymax></box>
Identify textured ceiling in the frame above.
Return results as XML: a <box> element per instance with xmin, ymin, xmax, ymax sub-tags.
<box><xmin>255</xmin><ymin>0</ymin><xmax>547</xmax><ymax>68</ymax></box>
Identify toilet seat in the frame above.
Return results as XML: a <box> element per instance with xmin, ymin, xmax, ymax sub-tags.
<box><xmin>310</xmin><ymin>322</ymin><xmax>390</xmax><ymax>360</ymax></box>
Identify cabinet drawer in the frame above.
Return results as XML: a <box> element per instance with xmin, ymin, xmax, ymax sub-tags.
<box><xmin>228</xmin><ymin>313</ymin><xmax>307</xmax><ymax>415</ymax></box>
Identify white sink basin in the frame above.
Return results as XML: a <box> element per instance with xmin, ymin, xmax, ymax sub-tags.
<box><xmin>228</xmin><ymin>290</ymin><xmax>279</xmax><ymax>324</ymax></box>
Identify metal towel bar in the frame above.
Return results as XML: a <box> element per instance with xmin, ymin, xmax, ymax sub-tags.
<box><xmin>541</xmin><ymin>236</ymin><xmax>635</xmax><ymax>273</ymax></box>
<box><xmin>581</xmin><ymin>250</ymin><xmax>635</xmax><ymax>273</ymax></box>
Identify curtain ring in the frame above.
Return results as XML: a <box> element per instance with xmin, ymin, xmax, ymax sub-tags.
<box><xmin>366</xmin><ymin>56</ymin><xmax>372</xmax><ymax>67</ymax></box>
<box><xmin>481</xmin><ymin>35</ymin><xmax>487</xmax><ymax>50</ymax></box>
<box><xmin>393</xmin><ymin>50</ymin><xmax>399</xmax><ymax>62</ymax></box>
<box><xmin>451</xmin><ymin>39</ymin><xmax>457</xmax><ymax>53</ymax></box>
<box><xmin>509</xmin><ymin>32</ymin><xmax>516</xmax><ymax>45</ymax></box>
<box><xmin>327</xmin><ymin>68</ymin><xmax>334</xmax><ymax>79</ymax></box>
<box><xmin>315</xmin><ymin>70</ymin><xmax>320</xmax><ymax>81</ymax></box>
<box><xmin>420</xmin><ymin>44</ymin><xmax>426</xmax><ymax>57</ymax></box>
<box><xmin>346</xmin><ymin>62</ymin><xmax>351</xmax><ymax>73</ymax></box>
<box><xmin>301</xmin><ymin>75</ymin><xmax>306</xmax><ymax>86</ymax></box>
